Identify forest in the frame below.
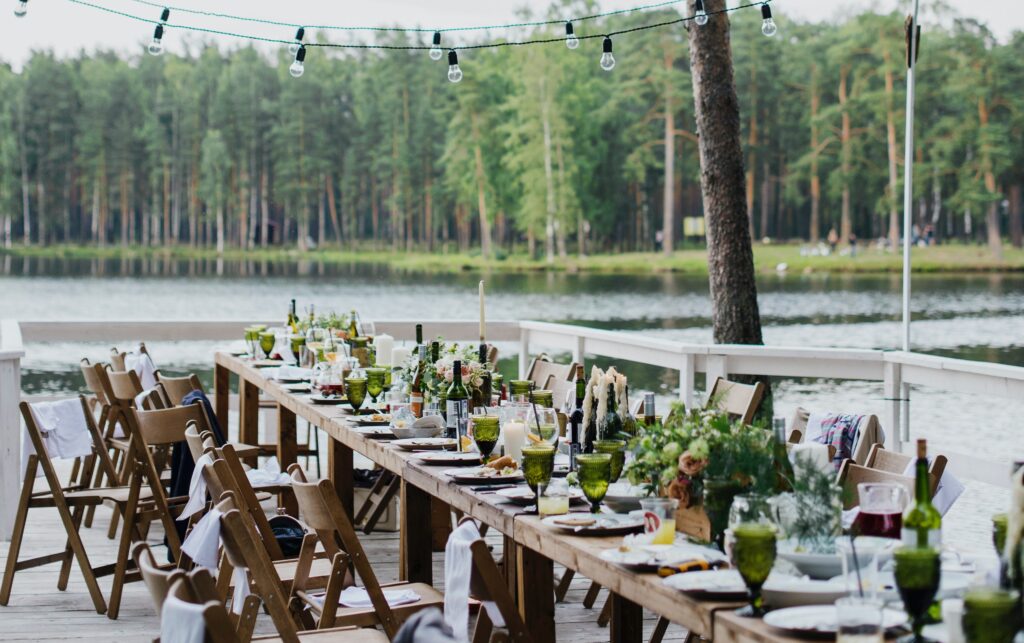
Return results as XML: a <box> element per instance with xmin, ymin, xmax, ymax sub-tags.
<box><xmin>0</xmin><ymin>2</ymin><xmax>1022</xmax><ymax>260</ymax></box>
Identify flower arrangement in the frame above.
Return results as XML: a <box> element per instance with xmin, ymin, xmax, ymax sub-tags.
<box><xmin>396</xmin><ymin>339</ymin><xmax>488</xmax><ymax>400</ymax></box>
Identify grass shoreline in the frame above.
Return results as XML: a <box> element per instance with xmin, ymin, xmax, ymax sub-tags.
<box><xmin>3</xmin><ymin>243</ymin><xmax>1024</xmax><ymax>275</ymax></box>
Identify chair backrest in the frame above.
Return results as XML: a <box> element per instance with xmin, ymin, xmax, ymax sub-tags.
<box><xmin>107</xmin><ymin>368</ymin><xmax>144</xmax><ymax>403</ymax></box>
<box><xmin>162</xmin><ymin>575</ymin><xmax>244</xmax><ymax>643</ymax></box>
<box><xmin>184</xmin><ymin>421</ymin><xmax>217</xmax><ymax>462</ymax></box>
<box><xmin>863</xmin><ymin>444</ymin><xmax>947</xmax><ymax>493</ymax></box>
<box><xmin>456</xmin><ymin>518</ymin><xmax>529</xmax><ymax>642</ymax></box>
<box><xmin>132</xmin><ymin>403</ymin><xmax>211</xmax><ymax>448</ymax></box>
<box><xmin>79</xmin><ymin>358</ymin><xmax>112</xmax><ymax>408</ymax></box>
<box><xmin>706</xmin><ymin>377</ymin><xmax>764</xmax><ymax>425</ymax></box>
<box><xmin>837</xmin><ymin>460</ymin><xmax>916</xmax><ymax>509</ymax></box>
<box><xmin>789</xmin><ymin>408</ymin><xmax>885</xmax><ymax>465</ymax></box>
<box><xmin>109</xmin><ymin>347</ymin><xmax>127</xmax><ymax>371</ymax></box>
<box><xmin>526</xmin><ymin>357</ymin><xmax>577</xmax><ymax>389</ymax></box>
<box><xmin>19</xmin><ymin>396</ymin><xmax>115</xmax><ymax>494</ymax></box>
<box><xmin>157</xmin><ymin>372</ymin><xmax>205</xmax><ymax>408</ymax></box>
<box><xmin>289</xmin><ymin>469</ymin><xmax>399</xmax><ymax>637</ymax></box>
<box><xmin>201</xmin><ymin>446</ymin><xmax>284</xmax><ymax>560</ymax></box>
<box><xmin>133</xmin><ymin>542</ymin><xmax>186</xmax><ymax>617</ymax></box>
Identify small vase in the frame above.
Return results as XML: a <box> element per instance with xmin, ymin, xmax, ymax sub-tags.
<box><xmin>702</xmin><ymin>477</ymin><xmax>745</xmax><ymax>552</ymax></box>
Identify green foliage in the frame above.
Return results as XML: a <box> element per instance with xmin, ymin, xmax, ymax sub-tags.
<box><xmin>780</xmin><ymin>457</ymin><xmax>843</xmax><ymax>553</ymax></box>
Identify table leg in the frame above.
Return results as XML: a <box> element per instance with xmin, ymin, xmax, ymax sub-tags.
<box><xmin>277</xmin><ymin>406</ymin><xmax>298</xmax><ymax>515</ymax></box>
<box><xmin>517</xmin><ymin>546</ymin><xmax>555</xmax><ymax>643</ymax></box>
<box><xmin>502</xmin><ymin>535</ymin><xmax>518</xmax><ymax>601</ymax></box>
<box><xmin>327</xmin><ymin>436</ymin><xmax>353</xmax><ymax>516</ymax></box>
<box><xmin>399</xmin><ymin>480</ymin><xmax>433</xmax><ymax>585</ymax></box>
<box><xmin>214</xmin><ymin>362</ymin><xmax>230</xmax><ymax>433</ymax></box>
<box><xmin>238</xmin><ymin>379</ymin><xmax>259</xmax><ymax>467</ymax></box>
<box><xmin>610</xmin><ymin>593</ymin><xmax>642</xmax><ymax>643</ymax></box>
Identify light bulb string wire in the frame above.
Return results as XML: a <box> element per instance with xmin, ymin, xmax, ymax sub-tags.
<box><xmin>64</xmin><ymin>0</ymin><xmax>773</xmax><ymax>51</ymax></box>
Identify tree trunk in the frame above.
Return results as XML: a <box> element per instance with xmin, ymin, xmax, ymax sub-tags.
<box><xmin>470</xmin><ymin>113</ymin><xmax>492</xmax><ymax>259</ymax></box>
<box><xmin>977</xmin><ymin>97</ymin><xmax>1002</xmax><ymax>259</ymax></box>
<box><xmin>216</xmin><ymin>203</ymin><xmax>225</xmax><ymax>254</ymax></box>
<box><xmin>662</xmin><ymin>51</ymin><xmax>676</xmax><ymax>255</ymax></box>
<box><xmin>260</xmin><ymin>164</ymin><xmax>269</xmax><ymax>247</ymax></box>
<box><xmin>884</xmin><ymin>50</ymin><xmax>901</xmax><ymax>250</ymax></box>
<box><xmin>759</xmin><ymin>158</ymin><xmax>770</xmax><ymax>239</ymax></box>
<box><xmin>326</xmin><ymin>173</ymin><xmax>342</xmax><ymax>247</ymax></box>
<box><xmin>809</xmin><ymin>64</ymin><xmax>821</xmax><ymax>243</ymax></box>
<box><xmin>1009</xmin><ymin>184</ymin><xmax>1023</xmax><ymax>249</ymax></box>
<box><xmin>317</xmin><ymin>178</ymin><xmax>326</xmax><ymax>248</ymax></box>
<box><xmin>688</xmin><ymin>0</ymin><xmax>769</xmax><ymax>415</ymax></box>
<box><xmin>839</xmin><ymin>64</ymin><xmax>853</xmax><ymax>244</ymax></box>
<box><xmin>744</xmin><ymin>59</ymin><xmax>758</xmax><ymax>240</ymax></box>
<box><xmin>539</xmin><ymin>78</ymin><xmax>556</xmax><ymax>264</ymax></box>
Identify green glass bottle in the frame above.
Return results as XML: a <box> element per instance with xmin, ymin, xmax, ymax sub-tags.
<box><xmin>446</xmin><ymin>360</ymin><xmax>469</xmax><ymax>452</ymax></box>
<box><xmin>569</xmin><ymin>365</ymin><xmax>585</xmax><ymax>470</ymax></box>
<box><xmin>902</xmin><ymin>439</ymin><xmax>942</xmax><ymax>548</ymax></box>
<box><xmin>600</xmin><ymin>382</ymin><xmax>624</xmax><ymax>441</ymax></box>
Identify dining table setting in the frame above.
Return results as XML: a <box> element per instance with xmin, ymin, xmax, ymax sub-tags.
<box><xmin>210</xmin><ymin>292</ymin><xmax>1021</xmax><ymax>643</ymax></box>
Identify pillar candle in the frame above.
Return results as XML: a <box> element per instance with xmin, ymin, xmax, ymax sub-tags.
<box><xmin>503</xmin><ymin>420</ymin><xmax>526</xmax><ymax>464</ymax></box>
<box><xmin>391</xmin><ymin>346</ymin><xmax>412</xmax><ymax>368</ymax></box>
<box><xmin>373</xmin><ymin>334</ymin><xmax>394</xmax><ymax>367</ymax></box>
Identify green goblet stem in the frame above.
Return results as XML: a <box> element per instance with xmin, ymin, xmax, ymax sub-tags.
<box><xmin>576</xmin><ymin>453</ymin><xmax>612</xmax><ymax>513</ymax></box>
<box><xmin>593</xmin><ymin>439</ymin><xmax>627</xmax><ymax>483</ymax></box>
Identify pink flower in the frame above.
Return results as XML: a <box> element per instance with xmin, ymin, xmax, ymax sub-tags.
<box><xmin>678</xmin><ymin>452</ymin><xmax>707</xmax><ymax>477</ymax></box>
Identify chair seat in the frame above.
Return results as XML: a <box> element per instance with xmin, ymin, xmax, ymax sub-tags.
<box><xmin>46</xmin><ymin>486</ymin><xmax>154</xmax><ymax>505</ymax></box>
<box><xmin>229</xmin><ymin>442</ymin><xmax>261</xmax><ymax>459</ymax></box>
<box><xmin>108</xmin><ymin>438</ymin><xmax>131</xmax><ymax>451</ymax></box>
<box><xmin>309</xmin><ymin>582</ymin><xmax>444</xmax><ymax>627</ymax></box>
<box><xmin>271</xmin><ymin>556</ymin><xmax>336</xmax><ymax>590</ymax></box>
<box><xmin>253</xmin><ymin>626</ymin><xmax>389</xmax><ymax>642</ymax></box>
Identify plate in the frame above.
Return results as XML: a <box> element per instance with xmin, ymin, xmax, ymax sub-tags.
<box><xmin>447</xmin><ymin>468</ymin><xmax>525</xmax><ymax>485</ymax></box>
<box><xmin>354</xmin><ymin>427</ymin><xmax>396</xmax><ymax>439</ymax></box>
<box><xmin>542</xmin><ymin>514</ymin><xmax>644</xmax><ymax>537</ymax></box>
<box><xmin>495</xmin><ymin>486</ymin><xmax>585</xmax><ymax>506</ymax></box>
<box><xmin>393</xmin><ymin>438</ymin><xmax>456</xmax><ymax>451</ymax></box>
<box><xmin>307</xmin><ymin>394</ymin><xmax>347</xmax><ymax>405</ymax></box>
<box><xmin>252</xmin><ymin>359</ymin><xmax>285</xmax><ymax>367</ymax></box>
<box><xmin>354</xmin><ymin>414</ymin><xmax>391</xmax><ymax>426</ymax></box>
<box><xmin>662</xmin><ymin>569</ymin><xmax>747</xmax><ymax>598</ymax></box>
<box><xmin>283</xmin><ymin>382</ymin><xmax>312</xmax><ymax>393</ymax></box>
<box><xmin>762</xmin><ymin>605</ymin><xmax>907</xmax><ymax>634</ymax></box>
<box><xmin>762</xmin><ymin>573</ymin><xmax>849</xmax><ymax>609</ymax></box>
<box><xmin>599</xmin><ymin>542</ymin><xmax>724</xmax><ymax>573</ymax></box>
<box><xmin>414</xmin><ymin>452</ymin><xmax>482</xmax><ymax>466</ymax></box>
<box><xmin>827</xmin><ymin>570</ymin><xmax>971</xmax><ymax>601</ymax></box>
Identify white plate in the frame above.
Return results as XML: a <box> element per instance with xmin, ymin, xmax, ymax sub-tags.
<box><xmin>662</xmin><ymin>569</ymin><xmax>747</xmax><ymax>597</ymax></box>
<box><xmin>542</xmin><ymin>514</ymin><xmax>644</xmax><ymax>536</ymax></box>
<box><xmin>827</xmin><ymin>569</ymin><xmax>971</xmax><ymax>601</ymax></box>
<box><xmin>762</xmin><ymin>605</ymin><xmax>906</xmax><ymax>634</ymax></box>
<box><xmin>762</xmin><ymin>573</ymin><xmax>849</xmax><ymax>608</ymax></box>
<box><xmin>393</xmin><ymin>438</ymin><xmax>456</xmax><ymax>451</ymax></box>
<box><xmin>283</xmin><ymin>382</ymin><xmax>312</xmax><ymax>392</ymax></box>
<box><xmin>415</xmin><ymin>452</ymin><xmax>481</xmax><ymax>466</ymax></box>
<box><xmin>307</xmin><ymin>394</ymin><xmax>346</xmax><ymax>405</ymax></box>
<box><xmin>446</xmin><ymin>468</ymin><xmax>525</xmax><ymax>484</ymax></box>
<box><xmin>354</xmin><ymin>427</ymin><xmax>395</xmax><ymax>439</ymax></box>
<box><xmin>495</xmin><ymin>486</ymin><xmax>584</xmax><ymax>505</ymax></box>
<box><xmin>354</xmin><ymin>414</ymin><xmax>391</xmax><ymax>426</ymax></box>
<box><xmin>598</xmin><ymin>543</ymin><xmax>722</xmax><ymax>572</ymax></box>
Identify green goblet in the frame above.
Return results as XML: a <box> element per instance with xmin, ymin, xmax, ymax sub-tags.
<box><xmin>530</xmin><ymin>389</ymin><xmax>554</xmax><ymax>409</ymax></box>
<box><xmin>259</xmin><ymin>331</ymin><xmax>276</xmax><ymax>360</ymax></box>
<box><xmin>346</xmin><ymin>377</ymin><xmax>367</xmax><ymax>414</ymax></box>
<box><xmin>244</xmin><ymin>326</ymin><xmax>261</xmax><ymax>357</ymax></box>
<box><xmin>521</xmin><ymin>445</ymin><xmax>556</xmax><ymax>496</ymax></box>
<box><xmin>731</xmin><ymin>522</ymin><xmax>777</xmax><ymax>617</ymax></box>
<box><xmin>472</xmin><ymin>415</ymin><xmax>501</xmax><ymax>459</ymax></box>
<box><xmin>365</xmin><ymin>367</ymin><xmax>386</xmax><ymax>405</ymax></box>
<box><xmin>893</xmin><ymin>547</ymin><xmax>941</xmax><ymax>643</ymax></box>
<box><xmin>993</xmin><ymin>513</ymin><xmax>1008</xmax><ymax>554</ymax></box>
<box><xmin>576</xmin><ymin>453</ymin><xmax>612</xmax><ymax>513</ymax></box>
<box><xmin>593</xmin><ymin>439</ymin><xmax>627</xmax><ymax>482</ymax></box>
<box><xmin>509</xmin><ymin>380</ymin><xmax>532</xmax><ymax>399</ymax></box>
<box><xmin>963</xmin><ymin>588</ymin><xmax>1020</xmax><ymax>643</ymax></box>
<box><xmin>290</xmin><ymin>336</ymin><xmax>306</xmax><ymax>364</ymax></box>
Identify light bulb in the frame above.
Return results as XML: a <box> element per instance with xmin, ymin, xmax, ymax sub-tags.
<box><xmin>289</xmin><ymin>27</ymin><xmax>305</xmax><ymax>56</ymax></box>
<box><xmin>599</xmin><ymin>36</ymin><xmax>615</xmax><ymax>71</ymax></box>
<box><xmin>148</xmin><ymin>24</ymin><xmax>164</xmax><ymax>56</ymax></box>
<box><xmin>760</xmin><ymin>4</ymin><xmax>777</xmax><ymax>37</ymax></box>
<box><xmin>429</xmin><ymin>31</ymin><xmax>443</xmax><ymax>61</ymax></box>
<box><xmin>447</xmin><ymin>50</ymin><xmax>462</xmax><ymax>83</ymax></box>
<box><xmin>565</xmin><ymin>21</ymin><xmax>579</xmax><ymax>50</ymax></box>
<box><xmin>290</xmin><ymin>45</ymin><xmax>306</xmax><ymax>78</ymax></box>
<box><xmin>14</xmin><ymin>0</ymin><xmax>27</xmax><ymax>17</ymax></box>
<box><xmin>694</xmin><ymin>0</ymin><xmax>708</xmax><ymax>26</ymax></box>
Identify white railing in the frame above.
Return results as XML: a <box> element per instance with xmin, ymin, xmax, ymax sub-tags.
<box><xmin>5</xmin><ymin>317</ymin><xmax>1024</xmax><ymax>535</ymax></box>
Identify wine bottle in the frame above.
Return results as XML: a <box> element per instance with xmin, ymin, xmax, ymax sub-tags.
<box><xmin>902</xmin><ymin>439</ymin><xmax>942</xmax><ymax>548</ymax></box>
<box><xmin>772</xmin><ymin>418</ymin><xmax>795</xmax><ymax>493</ymax></box>
<box><xmin>287</xmin><ymin>299</ymin><xmax>297</xmax><ymax>331</ymax></box>
<box><xmin>348</xmin><ymin>309</ymin><xmax>360</xmax><ymax>340</ymax></box>
<box><xmin>569</xmin><ymin>365</ymin><xmax>585</xmax><ymax>471</ymax></box>
<box><xmin>478</xmin><ymin>343</ymin><xmax>492</xmax><ymax>407</ymax></box>
<box><xmin>410</xmin><ymin>345</ymin><xmax>425</xmax><ymax>418</ymax></box>
<box><xmin>415</xmin><ymin>323</ymin><xmax>424</xmax><ymax>348</ymax></box>
<box><xmin>621</xmin><ymin>385</ymin><xmax>638</xmax><ymax>436</ymax></box>
<box><xmin>446</xmin><ymin>360</ymin><xmax>469</xmax><ymax>452</ymax></box>
<box><xmin>643</xmin><ymin>392</ymin><xmax>656</xmax><ymax>426</ymax></box>
<box><xmin>600</xmin><ymin>382</ymin><xmax>624</xmax><ymax>440</ymax></box>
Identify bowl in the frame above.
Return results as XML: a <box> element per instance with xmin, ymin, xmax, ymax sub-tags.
<box><xmin>391</xmin><ymin>424</ymin><xmax>443</xmax><ymax>440</ymax></box>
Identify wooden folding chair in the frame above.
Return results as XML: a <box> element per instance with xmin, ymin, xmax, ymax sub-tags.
<box><xmin>788</xmin><ymin>408</ymin><xmax>885</xmax><ymax>465</ymax></box>
<box><xmin>353</xmin><ymin>470</ymin><xmax>401</xmax><ymax>535</ymax></box>
<box><xmin>80</xmin><ymin>359</ymin><xmax>134</xmax><ymax>527</ymax></box>
<box><xmin>109</xmin><ymin>347</ymin><xmax>127</xmax><ymax>371</ymax></box>
<box><xmin>706</xmin><ymin>377</ymin><xmax>765</xmax><ymax>425</ymax></box>
<box><xmin>0</xmin><ymin>397</ymin><xmax>146</xmax><ymax>614</ymax></box>
<box><xmin>287</xmin><ymin>467</ymin><xmax>444</xmax><ymax>637</ymax></box>
<box><xmin>156</xmin><ymin>372</ymin><xmax>204</xmax><ymax>407</ymax></box>
<box><xmin>862</xmin><ymin>444</ymin><xmax>946</xmax><ymax>494</ymax></box>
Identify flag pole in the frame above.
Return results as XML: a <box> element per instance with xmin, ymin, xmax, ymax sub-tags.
<box><xmin>900</xmin><ymin>0</ymin><xmax>921</xmax><ymax>443</ymax></box>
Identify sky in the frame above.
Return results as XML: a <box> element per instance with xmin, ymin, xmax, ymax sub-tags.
<box><xmin>1</xmin><ymin>0</ymin><xmax>1021</xmax><ymax>70</ymax></box>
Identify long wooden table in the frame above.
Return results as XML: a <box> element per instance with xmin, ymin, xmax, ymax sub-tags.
<box><xmin>213</xmin><ymin>351</ymin><xmax>794</xmax><ymax>643</ymax></box>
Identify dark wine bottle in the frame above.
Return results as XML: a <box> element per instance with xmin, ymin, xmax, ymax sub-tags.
<box><xmin>600</xmin><ymin>382</ymin><xmax>624</xmax><ymax>440</ymax></box>
<box><xmin>410</xmin><ymin>345</ymin><xmax>425</xmax><ymax>418</ymax></box>
<box><xmin>569</xmin><ymin>365</ymin><xmax>585</xmax><ymax>471</ymax></box>
<box><xmin>902</xmin><ymin>439</ymin><xmax>942</xmax><ymax>547</ymax></box>
<box><xmin>446</xmin><ymin>360</ymin><xmax>469</xmax><ymax>452</ymax></box>
<box><xmin>643</xmin><ymin>392</ymin><xmax>656</xmax><ymax>427</ymax></box>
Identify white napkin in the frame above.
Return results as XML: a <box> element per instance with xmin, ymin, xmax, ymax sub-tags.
<box><xmin>231</xmin><ymin>566</ymin><xmax>250</xmax><ymax>615</ymax></box>
<box><xmin>181</xmin><ymin>508</ymin><xmax>223</xmax><ymax>569</ymax></box>
<box><xmin>789</xmin><ymin>442</ymin><xmax>832</xmax><ymax>475</ymax></box>
<box><xmin>901</xmin><ymin>458</ymin><xmax>965</xmax><ymax>517</ymax></box>
<box><xmin>245</xmin><ymin>456</ymin><xmax>291</xmax><ymax>486</ymax></box>
<box><xmin>160</xmin><ymin>593</ymin><xmax>207</xmax><ymax>643</ymax></box>
<box><xmin>22</xmin><ymin>399</ymin><xmax>94</xmax><ymax>476</ymax></box>
<box><xmin>804</xmin><ymin>412</ymin><xmax>827</xmax><ymax>442</ymax></box>
<box><xmin>444</xmin><ymin>520</ymin><xmax>479</xmax><ymax>642</ymax></box>
<box><xmin>178</xmin><ymin>453</ymin><xmax>215</xmax><ymax>520</ymax></box>
<box><xmin>274</xmin><ymin>365</ymin><xmax>312</xmax><ymax>381</ymax></box>
<box><xmin>126</xmin><ymin>351</ymin><xmax>159</xmax><ymax>390</ymax></box>
<box><xmin>412</xmin><ymin>415</ymin><xmax>446</xmax><ymax>430</ymax></box>
<box><xmin>328</xmin><ymin>586</ymin><xmax>421</xmax><ymax>608</ymax></box>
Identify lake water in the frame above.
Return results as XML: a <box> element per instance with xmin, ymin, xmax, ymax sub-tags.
<box><xmin>2</xmin><ymin>254</ymin><xmax>1022</xmax><ymax>554</ymax></box>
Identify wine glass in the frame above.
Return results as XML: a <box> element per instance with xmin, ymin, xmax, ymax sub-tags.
<box><xmin>521</xmin><ymin>444</ymin><xmax>556</xmax><ymax>498</ymax></box>
<box><xmin>893</xmin><ymin>546</ymin><xmax>940</xmax><ymax>643</ymax></box>
<box><xmin>576</xmin><ymin>453</ymin><xmax>612</xmax><ymax>513</ymax></box>
<box><xmin>259</xmin><ymin>331</ymin><xmax>276</xmax><ymax>360</ymax></box>
<box><xmin>531</xmin><ymin>407</ymin><xmax>560</xmax><ymax>445</ymax></box>
<box><xmin>731</xmin><ymin>522</ymin><xmax>778</xmax><ymax>617</ymax></box>
<box><xmin>593</xmin><ymin>439</ymin><xmax>627</xmax><ymax>482</ymax></box>
<box><xmin>290</xmin><ymin>335</ymin><xmax>306</xmax><ymax>365</ymax></box>
<box><xmin>244</xmin><ymin>326</ymin><xmax>261</xmax><ymax>358</ymax></box>
<box><xmin>346</xmin><ymin>373</ymin><xmax>367</xmax><ymax>414</ymax></box>
<box><xmin>365</xmin><ymin>367</ymin><xmax>387</xmax><ymax>406</ymax></box>
<box><xmin>471</xmin><ymin>412</ymin><xmax>500</xmax><ymax>459</ymax></box>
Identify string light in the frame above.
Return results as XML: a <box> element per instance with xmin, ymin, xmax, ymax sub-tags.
<box><xmin>760</xmin><ymin>4</ymin><xmax>777</xmax><ymax>37</ymax></box>
<box><xmin>447</xmin><ymin>50</ymin><xmax>463</xmax><ymax>83</ymax></box>
<box><xmin>565</xmin><ymin>22</ymin><xmax>579</xmax><ymax>50</ymax></box>
<box><xmin>288</xmin><ymin>27</ymin><xmax>304</xmax><ymax>55</ymax></box>
<box><xmin>147</xmin><ymin>7</ymin><xmax>170</xmax><ymax>56</ymax></box>
<box><xmin>694</xmin><ymin>0</ymin><xmax>708</xmax><ymax>26</ymax></box>
<box><xmin>600</xmin><ymin>36</ymin><xmax>615</xmax><ymax>71</ymax></box>
<box><xmin>290</xmin><ymin>44</ymin><xmax>306</xmax><ymax>77</ymax></box>
<box><xmin>14</xmin><ymin>0</ymin><xmax>27</xmax><ymax>17</ymax></box>
<box><xmin>429</xmin><ymin>32</ymin><xmax>443</xmax><ymax>60</ymax></box>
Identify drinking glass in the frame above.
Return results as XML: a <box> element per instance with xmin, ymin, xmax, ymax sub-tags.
<box><xmin>290</xmin><ymin>335</ymin><xmax>306</xmax><ymax>364</ymax></box>
<box><xmin>576</xmin><ymin>453</ymin><xmax>612</xmax><ymax>513</ymax></box>
<box><xmin>472</xmin><ymin>413</ymin><xmax>501</xmax><ymax>459</ymax></box>
<box><xmin>855</xmin><ymin>483</ymin><xmax>908</xmax><ymax>539</ymax></box>
<box><xmin>365</xmin><ymin>367</ymin><xmax>387</xmax><ymax>405</ymax></box>
<box><xmin>593</xmin><ymin>439</ymin><xmax>627</xmax><ymax>482</ymax></box>
<box><xmin>521</xmin><ymin>444</ymin><xmax>556</xmax><ymax>496</ymax></box>
<box><xmin>730</xmin><ymin>522</ymin><xmax>777</xmax><ymax>617</ymax></box>
<box><xmin>835</xmin><ymin>597</ymin><xmax>884</xmax><ymax>643</ymax></box>
<box><xmin>509</xmin><ymin>380</ymin><xmax>533</xmax><ymax>398</ymax></box>
<box><xmin>962</xmin><ymin>588</ymin><xmax>1019</xmax><ymax>643</ymax></box>
<box><xmin>726</xmin><ymin>493</ymin><xmax>774</xmax><ymax>557</ymax></box>
<box><xmin>531</xmin><ymin>389</ymin><xmax>554</xmax><ymax>409</ymax></box>
<box><xmin>531</xmin><ymin>407</ymin><xmax>560</xmax><ymax>444</ymax></box>
<box><xmin>837</xmin><ymin>536</ymin><xmax>883</xmax><ymax>599</ymax></box>
<box><xmin>259</xmin><ymin>331</ymin><xmax>276</xmax><ymax>360</ymax></box>
<box><xmin>893</xmin><ymin>546</ymin><xmax>940</xmax><ymax>643</ymax></box>
<box><xmin>346</xmin><ymin>375</ymin><xmax>367</xmax><ymax>414</ymax></box>
<box><xmin>640</xmin><ymin>497</ymin><xmax>678</xmax><ymax>545</ymax></box>
<box><xmin>992</xmin><ymin>513</ymin><xmax>1008</xmax><ymax>554</ymax></box>
<box><xmin>538</xmin><ymin>480</ymin><xmax>570</xmax><ymax>517</ymax></box>
<box><xmin>244</xmin><ymin>326</ymin><xmax>261</xmax><ymax>357</ymax></box>
<box><xmin>306</xmin><ymin>327</ymin><xmax>328</xmax><ymax>363</ymax></box>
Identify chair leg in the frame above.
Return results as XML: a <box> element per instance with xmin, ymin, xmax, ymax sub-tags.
<box><xmin>0</xmin><ymin>460</ymin><xmax>37</xmax><ymax>605</ymax></box>
<box><xmin>107</xmin><ymin>484</ymin><xmax>141</xmax><ymax>619</ymax></box>
<box><xmin>582</xmin><ymin>581</ymin><xmax>602</xmax><ymax>609</ymax></box>
<box><xmin>471</xmin><ymin>605</ymin><xmax>494</xmax><ymax>643</ymax></box>
<box><xmin>361</xmin><ymin>474</ymin><xmax>400</xmax><ymax>535</ymax></box>
<box><xmin>554</xmin><ymin>569</ymin><xmax>575</xmax><ymax>603</ymax></box>
<box><xmin>682</xmin><ymin>632</ymin><xmax>700</xmax><ymax>643</ymax></box>
<box><xmin>49</xmin><ymin>493</ymin><xmax>107</xmax><ymax>614</ymax></box>
<box><xmin>57</xmin><ymin>505</ymin><xmax>86</xmax><ymax>591</ymax></box>
<box><xmin>649</xmin><ymin>616</ymin><xmax>671</xmax><ymax>643</ymax></box>
<box><xmin>597</xmin><ymin>593</ymin><xmax>612</xmax><ymax>627</ymax></box>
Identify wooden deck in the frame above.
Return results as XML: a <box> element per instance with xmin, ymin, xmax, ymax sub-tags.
<box><xmin>0</xmin><ymin>492</ymin><xmax>688</xmax><ymax>642</ymax></box>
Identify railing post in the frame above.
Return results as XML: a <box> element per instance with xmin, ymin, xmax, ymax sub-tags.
<box><xmin>883</xmin><ymin>359</ymin><xmax>902</xmax><ymax>453</ymax></box>
<box><xmin>518</xmin><ymin>325</ymin><xmax>530</xmax><ymax>379</ymax></box>
<box><xmin>706</xmin><ymin>354</ymin><xmax>727</xmax><ymax>393</ymax></box>
<box><xmin>0</xmin><ymin>320</ymin><xmax>25</xmax><ymax>541</ymax></box>
<box><xmin>679</xmin><ymin>353</ymin><xmax>696</xmax><ymax>409</ymax></box>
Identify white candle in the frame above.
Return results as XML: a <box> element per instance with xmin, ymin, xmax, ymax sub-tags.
<box><xmin>503</xmin><ymin>420</ymin><xmax>526</xmax><ymax>464</ymax></box>
<box><xmin>391</xmin><ymin>346</ymin><xmax>412</xmax><ymax>368</ymax></box>
<box><xmin>373</xmin><ymin>334</ymin><xmax>394</xmax><ymax>367</ymax></box>
<box><xmin>479</xmin><ymin>280</ymin><xmax>485</xmax><ymax>342</ymax></box>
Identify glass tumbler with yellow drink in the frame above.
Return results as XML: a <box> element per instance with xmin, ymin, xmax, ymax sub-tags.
<box><xmin>640</xmin><ymin>497</ymin><xmax>679</xmax><ymax>545</ymax></box>
<box><xmin>538</xmin><ymin>479</ymin><xmax>570</xmax><ymax>517</ymax></box>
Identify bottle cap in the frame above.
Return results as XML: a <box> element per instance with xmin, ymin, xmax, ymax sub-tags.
<box><xmin>576</xmin><ymin>364</ymin><xmax>584</xmax><ymax>378</ymax></box>
<box><xmin>916</xmin><ymin>439</ymin><xmax>927</xmax><ymax>459</ymax></box>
